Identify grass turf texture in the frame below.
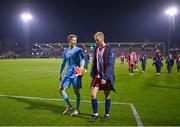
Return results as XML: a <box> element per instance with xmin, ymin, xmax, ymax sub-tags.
<box><xmin>0</xmin><ymin>58</ymin><xmax>180</xmax><ymax>126</ymax></box>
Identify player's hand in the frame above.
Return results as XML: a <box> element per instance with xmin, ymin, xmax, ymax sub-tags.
<box><xmin>74</xmin><ymin>66</ymin><xmax>83</xmax><ymax>76</ymax></box>
<box><xmin>59</xmin><ymin>75</ymin><xmax>62</xmax><ymax>81</ymax></box>
<box><xmin>101</xmin><ymin>79</ymin><xmax>106</xmax><ymax>85</ymax></box>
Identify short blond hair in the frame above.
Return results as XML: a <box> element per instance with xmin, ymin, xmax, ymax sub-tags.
<box><xmin>67</xmin><ymin>34</ymin><xmax>78</xmax><ymax>41</ymax></box>
<box><xmin>93</xmin><ymin>32</ymin><xmax>104</xmax><ymax>39</ymax></box>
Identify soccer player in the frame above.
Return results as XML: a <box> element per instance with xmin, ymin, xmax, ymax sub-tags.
<box><xmin>133</xmin><ymin>52</ymin><xmax>139</xmax><ymax>71</ymax></box>
<box><xmin>176</xmin><ymin>54</ymin><xmax>180</xmax><ymax>73</ymax></box>
<box><xmin>140</xmin><ymin>53</ymin><xmax>147</xmax><ymax>73</ymax></box>
<box><xmin>127</xmin><ymin>51</ymin><xmax>135</xmax><ymax>76</ymax></box>
<box><xmin>152</xmin><ymin>52</ymin><xmax>163</xmax><ymax>76</ymax></box>
<box><xmin>88</xmin><ymin>32</ymin><xmax>115</xmax><ymax>122</ymax></box>
<box><xmin>58</xmin><ymin>34</ymin><xmax>85</xmax><ymax>116</ymax></box>
<box><xmin>165</xmin><ymin>53</ymin><xmax>174</xmax><ymax>74</ymax></box>
<box><xmin>120</xmin><ymin>54</ymin><xmax>125</xmax><ymax>64</ymax></box>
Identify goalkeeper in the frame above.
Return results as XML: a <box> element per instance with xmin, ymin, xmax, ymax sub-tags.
<box><xmin>58</xmin><ymin>34</ymin><xmax>85</xmax><ymax>116</ymax></box>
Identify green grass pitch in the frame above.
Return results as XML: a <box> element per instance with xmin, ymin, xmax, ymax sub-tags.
<box><xmin>0</xmin><ymin>58</ymin><xmax>180</xmax><ymax>126</ymax></box>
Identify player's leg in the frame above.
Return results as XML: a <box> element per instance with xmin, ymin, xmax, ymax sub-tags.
<box><xmin>171</xmin><ymin>66</ymin><xmax>173</xmax><ymax>74</ymax></box>
<box><xmin>86</xmin><ymin>62</ymin><xmax>89</xmax><ymax>71</ymax></box>
<box><xmin>74</xmin><ymin>88</ymin><xmax>80</xmax><ymax>111</ymax></box>
<box><xmin>143</xmin><ymin>63</ymin><xmax>146</xmax><ymax>72</ymax></box>
<box><xmin>130</xmin><ymin>65</ymin><xmax>133</xmax><ymax>75</ymax></box>
<box><xmin>70</xmin><ymin>76</ymin><xmax>82</xmax><ymax>116</ymax></box>
<box><xmin>88</xmin><ymin>86</ymin><xmax>99</xmax><ymax>122</ymax></box>
<box><xmin>155</xmin><ymin>65</ymin><xmax>159</xmax><ymax>75</ymax></box>
<box><xmin>101</xmin><ymin>90</ymin><xmax>111</xmax><ymax>121</ymax></box>
<box><xmin>158</xmin><ymin>66</ymin><xmax>161</xmax><ymax>75</ymax></box>
<box><xmin>70</xmin><ymin>88</ymin><xmax>81</xmax><ymax>116</ymax></box>
<box><xmin>142</xmin><ymin>63</ymin><xmax>145</xmax><ymax>73</ymax></box>
<box><xmin>169</xmin><ymin>66</ymin><xmax>172</xmax><ymax>74</ymax></box>
<box><xmin>141</xmin><ymin>63</ymin><xmax>143</xmax><ymax>71</ymax></box>
<box><xmin>91</xmin><ymin>87</ymin><xmax>99</xmax><ymax>115</ymax></box>
<box><xmin>84</xmin><ymin>63</ymin><xmax>88</xmax><ymax>72</ymax></box>
<box><xmin>58</xmin><ymin>87</ymin><xmax>72</xmax><ymax>106</ymax></box>
<box><xmin>58</xmin><ymin>77</ymin><xmax>72</xmax><ymax>114</ymax></box>
<box><xmin>177</xmin><ymin>65</ymin><xmax>180</xmax><ymax>72</ymax></box>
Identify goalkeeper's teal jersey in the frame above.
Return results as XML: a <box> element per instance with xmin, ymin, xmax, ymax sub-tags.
<box><xmin>59</xmin><ymin>46</ymin><xmax>85</xmax><ymax>78</ymax></box>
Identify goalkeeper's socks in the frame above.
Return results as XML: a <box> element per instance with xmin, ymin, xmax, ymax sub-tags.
<box><xmin>105</xmin><ymin>98</ymin><xmax>111</xmax><ymax>115</ymax></box>
<box><xmin>76</xmin><ymin>94</ymin><xmax>81</xmax><ymax>110</ymax></box>
<box><xmin>65</xmin><ymin>98</ymin><xmax>72</xmax><ymax>107</ymax></box>
<box><xmin>92</xmin><ymin>99</ymin><xmax>98</xmax><ymax>115</ymax></box>
<box><xmin>61</xmin><ymin>91</ymin><xmax>71</xmax><ymax>106</ymax></box>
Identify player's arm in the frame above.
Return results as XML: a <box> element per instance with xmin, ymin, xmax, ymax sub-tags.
<box><xmin>152</xmin><ymin>57</ymin><xmax>155</xmax><ymax>66</ymax></box>
<box><xmin>80</xmin><ymin>49</ymin><xmax>85</xmax><ymax>70</ymax></box>
<box><xmin>90</xmin><ymin>48</ymin><xmax>96</xmax><ymax>78</ymax></box>
<box><xmin>59</xmin><ymin>51</ymin><xmax>67</xmax><ymax>80</ymax></box>
<box><xmin>87</xmin><ymin>53</ymin><xmax>90</xmax><ymax>62</ymax></box>
<box><xmin>74</xmin><ymin>49</ymin><xmax>85</xmax><ymax>76</ymax></box>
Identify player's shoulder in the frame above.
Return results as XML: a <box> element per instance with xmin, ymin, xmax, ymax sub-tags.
<box><xmin>75</xmin><ymin>46</ymin><xmax>81</xmax><ymax>49</ymax></box>
<box><xmin>105</xmin><ymin>44</ymin><xmax>114</xmax><ymax>53</ymax></box>
<box><xmin>105</xmin><ymin>44</ymin><xmax>111</xmax><ymax>48</ymax></box>
<box><xmin>75</xmin><ymin>46</ymin><xmax>83</xmax><ymax>51</ymax></box>
<box><xmin>104</xmin><ymin>44</ymin><xmax>115</xmax><ymax>58</ymax></box>
<box><xmin>107</xmin><ymin>44</ymin><xmax>114</xmax><ymax>52</ymax></box>
<box><xmin>63</xmin><ymin>48</ymin><xmax>68</xmax><ymax>53</ymax></box>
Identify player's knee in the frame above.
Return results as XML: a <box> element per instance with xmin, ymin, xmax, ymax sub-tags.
<box><xmin>104</xmin><ymin>91</ymin><xmax>110</xmax><ymax>99</ymax></box>
<box><xmin>90</xmin><ymin>93</ymin><xmax>96</xmax><ymax>99</ymax></box>
<box><xmin>105</xmin><ymin>95</ymin><xmax>110</xmax><ymax>100</ymax></box>
<box><xmin>74</xmin><ymin>89</ymin><xmax>79</xmax><ymax>95</ymax></box>
<box><xmin>58</xmin><ymin>87</ymin><xmax>64</xmax><ymax>93</ymax></box>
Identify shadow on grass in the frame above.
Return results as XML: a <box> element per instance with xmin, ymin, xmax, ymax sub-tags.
<box><xmin>147</xmin><ymin>84</ymin><xmax>180</xmax><ymax>90</ymax></box>
<box><xmin>6</xmin><ymin>97</ymin><xmax>92</xmax><ymax>120</ymax></box>
<box><xmin>7</xmin><ymin>97</ymin><xmax>64</xmax><ymax>114</ymax></box>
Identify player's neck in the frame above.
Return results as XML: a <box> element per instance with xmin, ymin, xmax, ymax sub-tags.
<box><xmin>99</xmin><ymin>41</ymin><xmax>106</xmax><ymax>48</ymax></box>
<box><xmin>69</xmin><ymin>45</ymin><xmax>76</xmax><ymax>49</ymax></box>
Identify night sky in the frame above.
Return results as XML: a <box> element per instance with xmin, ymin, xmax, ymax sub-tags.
<box><xmin>0</xmin><ymin>0</ymin><xmax>180</xmax><ymax>47</ymax></box>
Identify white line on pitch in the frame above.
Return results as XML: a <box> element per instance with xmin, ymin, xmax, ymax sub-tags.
<box><xmin>0</xmin><ymin>69</ymin><xmax>57</xmax><ymax>72</ymax></box>
<box><xmin>0</xmin><ymin>69</ymin><xmax>177</xmax><ymax>76</ymax></box>
<box><xmin>0</xmin><ymin>94</ymin><xmax>143</xmax><ymax>127</ymax></box>
<box><xmin>130</xmin><ymin>103</ymin><xmax>143</xmax><ymax>127</ymax></box>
